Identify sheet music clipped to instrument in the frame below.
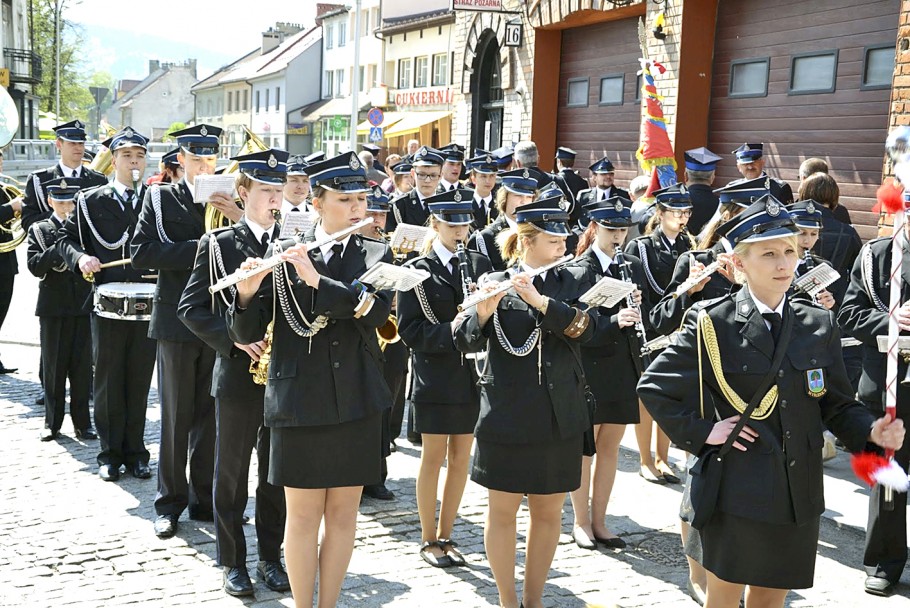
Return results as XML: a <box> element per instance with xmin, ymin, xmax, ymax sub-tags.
<box><xmin>579</xmin><ymin>276</ymin><xmax>636</xmax><ymax>309</ymax></box>
<box><xmin>193</xmin><ymin>174</ymin><xmax>237</xmax><ymax>202</ymax></box>
<box><xmin>359</xmin><ymin>262</ymin><xmax>430</xmax><ymax>292</ymax></box>
<box><xmin>278</xmin><ymin>210</ymin><xmax>318</xmax><ymax>240</ymax></box>
<box><xmin>793</xmin><ymin>262</ymin><xmax>840</xmax><ymax>297</ymax></box>
<box><xmin>390</xmin><ymin>223</ymin><xmax>432</xmax><ymax>256</ymax></box>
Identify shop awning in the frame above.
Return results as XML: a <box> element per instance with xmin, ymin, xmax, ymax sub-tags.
<box><xmin>356</xmin><ymin>112</ymin><xmax>407</xmax><ymax>135</ymax></box>
<box><xmin>296</xmin><ymin>97</ymin><xmax>371</xmax><ymax>123</ymax></box>
<box><xmin>383</xmin><ymin>111</ymin><xmax>452</xmax><ymax>138</ymax></box>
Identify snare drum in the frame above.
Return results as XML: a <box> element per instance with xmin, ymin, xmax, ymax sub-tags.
<box><xmin>94</xmin><ymin>282</ymin><xmax>155</xmax><ymax>322</ymax></box>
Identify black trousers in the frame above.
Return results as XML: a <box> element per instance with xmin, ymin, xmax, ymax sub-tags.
<box><xmin>154</xmin><ymin>339</ymin><xmax>216</xmax><ymax>517</ymax></box>
<box><xmin>92</xmin><ymin>314</ymin><xmax>156</xmax><ymax>467</ymax></box>
<box><xmin>214</xmin><ymin>394</ymin><xmax>285</xmax><ymax>567</ymax></box>
<box><xmin>0</xmin><ymin>274</ymin><xmax>12</xmax><ymax>362</ymax></box>
<box><xmin>864</xmin><ymin>400</ymin><xmax>910</xmax><ymax>582</ymax></box>
<box><xmin>40</xmin><ymin>315</ymin><xmax>92</xmax><ymax>432</ymax></box>
<box><xmin>384</xmin><ymin>341</ymin><xmax>408</xmax><ymax>441</ymax></box>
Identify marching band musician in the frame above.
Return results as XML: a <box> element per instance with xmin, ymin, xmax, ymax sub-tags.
<box><xmin>438</xmin><ymin>143</ymin><xmax>466</xmax><ymax>192</ymax></box>
<box><xmin>389</xmin><ymin>160</ymin><xmax>415</xmax><ymax>199</ymax></box>
<box><xmin>385</xmin><ymin>146</ymin><xmax>445</xmax><ymax>233</ymax></box>
<box><xmin>838</xmin><ymin>220</ymin><xmax>910</xmax><ymax>597</ymax></box>
<box><xmin>454</xmin><ymin>190</ymin><xmax>596</xmax><ymax>608</ymax></box>
<box><xmin>397</xmin><ymin>189</ymin><xmax>493</xmax><ymax>568</ymax></box>
<box><xmin>0</xmin><ymin>160</ymin><xmax>22</xmax><ymax>375</ymax></box>
<box><xmin>464</xmin><ymin>153</ymin><xmax>499</xmax><ymax>229</ymax></box>
<box><xmin>639</xmin><ymin>197</ymin><xmax>904</xmax><ymax>606</ymax></box>
<box><xmin>57</xmin><ymin>126</ymin><xmax>156</xmax><ymax>482</ymax></box>
<box><xmin>625</xmin><ymin>183</ymin><xmax>696</xmax><ymax>485</ymax></box>
<box><xmin>27</xmin><ymin>178</ymin><xmax>94</xmax><ymax>442</ymax></box>
<box><xmin>731</xmin><ymin>143</ymin><xmax>794</xmax><ymax>205</ymax></box>
<box><xmin>228</xmin><ymin>151</ymin><xmax>393</xmax><ymax>608</ymax></box>
<box><xmin>132</xmin><ymin>124</ymin><xmax>240</xmax><ymax>539</ymax></box>
<box><xmin>572</xmin><ymin>157</ymin><xmax>630</xmax><ymax>228</ymax></box>
<box><xmin>649</xmin><ymin>176</ymin><xmax>767</xmax><ymax>336</ymax></box>
<box><xmin>682</xmin><ymin>147</ymin><xmax>722</xmax><ymax>236</ymax></box>
<box><xmin>552</xmin><ymin>146</ymin><xmax>588</xmax><ymax>201</ymax></box>
<box><xmin>567</xmin><ymin>196</ymin><xmax>649</xmax><ymax>551</ymax></box>
<box><xmin>360</xmin><ymin>186</ymin><xmax>401</xmax><ymax>501</ymax></box>
<box><xmin>20</xmin><ymin>120</ymin><xmax>108</xmax><ymax>233</ymax></box>
<box><xmin>466</xmin><ymin>169</ymin><xmax>537</xmax><ymax>271</ymax></box>
<box><xmin>178</xmin><ymin>149</ymin><xmax>290</xmax><ymax>597</ymax></box>
<box><xmin>282</xmin><ymin>155</ymin><xmax>312</xmax><ymax>214</ymax></box>
<box><xmin>787</xmin><ymin>201</ymin><xmax>835</xmax><ymax>310</ymax></box>
<box><xmin>147</xmin><ymin>148</ymin><xmax>183</xmax><ymax>185</ymax></box>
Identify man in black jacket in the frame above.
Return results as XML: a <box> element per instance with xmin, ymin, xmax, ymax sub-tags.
<box><xmin>731</xmin><ymin>142</ymin><xmax>793</xmax><ymax>205</ymax></box>
<box><xmin>57</xmin><ymin>127</ymin><xmax>156</xmax><ymax>482</ymax></box>
<box><xmin>386</xmin><ymin>146</ymin><xmax>444</xmax><ymax>233</ymax></box>
<box><xmin>21</xmin><ymin>120</ymin><xmax>107</xmax><ymax>232</ymax></box>
<box><xmin>682</xmin><ymin>147</ymin><xmax>721</xmax><ymax>236</ymax></box>
<box><xmin>553</xmin><ymin>146</ymin><xmax>588</xmax><ymax>201</ymax></box>
<box><xmin>131</xmin><ymin>124</ymin><xmax>243</xmax><ymax>539</ymax></box>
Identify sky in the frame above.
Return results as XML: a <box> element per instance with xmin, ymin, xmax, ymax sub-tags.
<box><xmin>63</xmin><ymin>0</ymin><xmax>318</xmax><ymax>82</ymax></box>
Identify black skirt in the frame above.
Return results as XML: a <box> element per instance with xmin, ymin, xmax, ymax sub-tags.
<box><xmin>693</xmin><ymin>510</ymin><xmax>820</xmax><ymax>589</ymax></box>
<box><xmin>414</xmin><ymin>401</ymin><xmax>480</xmax><ymax>435</ymax></box>
<box><xmin>472</xmin><ymin>434</ymin><xmax>584</xmax><ymax>495</ymax></box>
<box><xmin>269</xmin><ymin>411</ymin><xmax>383</xmax><ymax>489</ymax></box>
<box><xmin>592</xmin><ymin>398</ymin><xmax>640</xmax><ymax>425</ymax></box>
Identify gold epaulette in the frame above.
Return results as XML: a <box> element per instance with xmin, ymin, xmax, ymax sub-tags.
<box><xmin>698</xmin><ymin>311</ymin><xmax>778</xmax><ymax>420</ymax></box>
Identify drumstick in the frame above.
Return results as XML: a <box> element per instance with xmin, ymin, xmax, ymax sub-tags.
<box><xmin>83</xmin><ymin>258</ymin><xmax>133</xmax><ymax>283</ymax></box>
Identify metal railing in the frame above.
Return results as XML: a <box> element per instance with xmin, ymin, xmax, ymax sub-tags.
<box><xmin>3</xmin><ymin>48</ymin><xmax>41</xmax><ymax>85</ymax></box>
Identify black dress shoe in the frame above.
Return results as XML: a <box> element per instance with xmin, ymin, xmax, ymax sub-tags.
<box><xmin>572</xmin><ymin>527</ymin><xmax>597</xmax><ymax>550</ymax></box>
<box><xmin>154</xmin><ymin>514</ymin><xmax>179</xmax><ymax>539</ymax></box>
<box><xmin>0</xmin><ymin>363</ymin><xmax>17</xmax><ymax>374</ymax></box>
<box><xmin>864</xmin><ymin>575</ymin><xmax>895</xmax><ymax>596</ymax></box>
<box><xmin>257</xmin><ymin>560</ymin><xmax>291</xmax><ymax>592</ymax></box>
<box><xmin>39</xmin><ymin>428</ymin><xmax>59</xmax><ymax>442</ymax></box>
<box><xmin>129</xmin><ymin>462</ymin><xmax>151</xmax><ymax>479</ymax></box>
<box><xmin>74</xmin><ymin>427</ymin><xmax>97</xmax><ymax>440</ymax></box>
<box><xmin>188</xmin><ymin>506</ymin><xmax>215</xmax><ymax>522</ymax></box>
<box><xmin>362</xmin><ymin>483</ymin><xmax>395</xmax><ymax>500</ymax></box>
<box><xmin>223</xmin><ymin>566</ymin><xmax>254</xmax><ymax>597</ymax></box>
<box><xmin>98</xmin><ymin>464</ymin><xmax>120</xmax><ymax>482</ymax></box>
<box><xmin>34</xmin><ymin>395</ymin><xmax>44</xmax><ymax>405</ymax></box>
<box><xmin>593</xmin><ymin>534</ymin><xmax>627</xmax><ymax>549</ymax></box>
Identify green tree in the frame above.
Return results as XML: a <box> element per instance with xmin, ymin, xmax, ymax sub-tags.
<box><xmin>31</xmin><ymin>0</ymin><xmax>89</xmax><ymax>119</ymax></box>
<box><xmin>163</xmin><ymin>122</ymin><xmax>187</xmax><ymax>142</ymax></box>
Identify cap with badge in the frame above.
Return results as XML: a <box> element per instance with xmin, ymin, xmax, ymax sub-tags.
<box><xmin>170</xmin><ymin>124</ymin><xmax>222</xmax><ymax>157</ymax></box>
<box><xmin>161</xmin><ymin>148</ymin><xmax>180</xmax><ymax>167</ymax></box>
<box><xmin>362</xmin><ymin>143</ymin><xmax>381</xmax><ymax>155</ymax></box>
<box><xmin>425</xmin><ymin>188</ymin><xmax>475</xmax><ymax>226</ymax></box>
<box><xmin>411</xmin><ymin>146</ymin><xmax>445</xmax><ymax>167</ymax></box>
<box><xmin>718</xmin><ymin>194</ymin><xmax>798</xmax><ymax>247</ymax></box>
<box><xmin>684</xmin><ymin>147</ymin><xmax>722</xmax><ymax>171</ymax></box>
<box><xmin>555</xmin><ymin>147</ymin><xmax>577</xmax><ymax>161</ymax></box>
<box><xmin>733</xmin><ymin>142</ymin><xmax>764</xmax><ymax>164</ymax></box>
<box><xmin>714</xmin><ymin>176</ymin><xmax>770</xmax><ymax>208</ymax></box>
<box><xmin>589</xmin><ymin>157</ymin><xmax>616</xmax><ymax>174</ymax></box>
<box><xmin>516</xmin><ymin>191</ymin><xmax>571</xmax><ymax>236</ymax></box>
<box><xmin>500</xmin><ymin>168</ymin><xmax>538</xmax><ymax>196</ymax></box>
<box><xmin>367</xmin><ymin>185</ymin><xmax>391</xmax><ymax>212</ymax></box>
<box><xmin>653</xmin><ymin>183</ymin><xmax>692</xmax><ymax>209</ymax></box>
<box><xmin>305</xmin><ymin>151</ymin><xmax>326</xmax><ymax>164</ymax></box>
<box><xmin>53</xmin><ymin>120</ymin><xmax>87</xmax><ymax>143</ymax></box>
<box><xmin>230</xmin><ymin>148</ymin><xmax>289</xmax><ymax>184</ymax></box>
<box><xmin>392</xmin><ymin>160</ymin><xmax>413</xmax><ymax>175</ymax></box>
<box><xmin>466</xmin><ymin>153</ymin><xmax>498</xmax><ymax>175</ymax></box>
<box><xmin>306</xmin><ymin>151</ymin><xmax>370</xmax><ymax>193</ymax></box>
<box><xmin>584</xmin><ymin>196</ymin><xmax>633</xmax><ymax>228</ymax></box>
<box><xmin>786</xmin><ymin>200</ymin><xmax>823</xmax><ymax>230</ymax></box>
<box><xmin>439</xmin><ymin>143</ymin><xmax>466</xmax><ymax>164</ymax></box>
<box><xmin>287</xmin><ymin>154</ymin><xmax>310</xmax><ymax>176</ymax></box>
<box><xmin>45</xmin><ymin>177</ymin><xmax>82</xmax><ymax>201</ymax></box>
<box><xmin>102</xmin><ymin>126</ymin><xmax>149</xmax><ymax>152</ymax></box>
<box><xmin>491</xmin><ymin>145</ymin><xmax>514</xmax><ymax>168</ymax></box>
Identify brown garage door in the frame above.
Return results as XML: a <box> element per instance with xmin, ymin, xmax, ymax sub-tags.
<box><xmin>556</xmin><ymin>17</ymin><xmax>642</xmax><ymax>188</ymax></box>
<box><xmin>707</xmin><ymin>0</ymin><xmax>899</xmax><ymax>240</ymax></box>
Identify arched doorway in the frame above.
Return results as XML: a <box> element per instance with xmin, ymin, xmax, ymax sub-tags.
<box><xmin>471</xmin><ymin>31</ymin><xmax>503</xmax><ymax>153</ymax></box>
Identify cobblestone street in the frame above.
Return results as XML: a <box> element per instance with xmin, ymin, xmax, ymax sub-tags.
<box><xmin>2</xmin><ymin>262</ymin><xmax>910</xmax><ymax>607</ymax></box>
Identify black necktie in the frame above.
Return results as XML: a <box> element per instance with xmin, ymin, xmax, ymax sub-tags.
<box><xmin>327</xmin><ymin>243</ymin><xmax>344</xmax><ymax>277</ymax></box>
<box><xmin>291</xmin><ymin>207</ymin><xmax>300</xmax><ymax>212</ymax></box>
<box><xmin>762</xmin><ymin>312</ymin><xmax>782</xmax><ymax>343</ymax></box>
<box><xmin>449</xmin><ymin>183</ymin><xmax>456</xmax><ymax>192</ymax></box>
<box><xmin>607</xmin><ymin>262</ymin><xmax>619</xmax><ymax>279</ymax></box>
<box><xmin>124</xmin><ymin>188</ymin><xmax>135</xmax><ymax>208</ymax></box>
<box><xmin>259</xmin><ymin>231</ymin><xmax>270</xmax><ymax>255</ymax></box>
<box><xmin>533</xmin><ymin>274</ymin><xmax>545</xmax><ymax>293</ymax></box>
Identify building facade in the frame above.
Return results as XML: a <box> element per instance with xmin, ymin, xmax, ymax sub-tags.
<box><xmin>106</xmin><ymin>60</ymin><xmax>198</xmax><ymax>141</ymax></box>
<box><xmin>449</xmin><ymin>0</ymin><xmax>901</xmax><ymax>240</ymax></box>
<box><xmin>2</xmin><ymin>0</ymin><xmax>39</xmax><ymax>138</ymax></box>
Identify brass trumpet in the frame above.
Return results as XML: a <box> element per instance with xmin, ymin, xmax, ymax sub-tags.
<box><xmin>377</xmin><ymin>314</ymin><xmax>400</xmax><ymax>352</ymax></box>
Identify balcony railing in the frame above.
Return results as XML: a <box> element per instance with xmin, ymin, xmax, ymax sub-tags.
<box><xmin>3</xmin><ymin>48</ymin><xmax>41</xmax><ymax>85</ymax></box>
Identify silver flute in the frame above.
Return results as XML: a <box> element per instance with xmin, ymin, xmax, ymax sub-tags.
<box><xmin>671</xmin><ymin>260</ymin><xmax>721</xmax><ymax>298</ymax></box>
<box><xmin>457</xmin><ymin>254</ymin><xmax>574</xmax><ymax>312</ymax></box>
<box><xmin>208</xmin><ymin>217</ymin><xmax>373</xmax><ymax>294</ymax></box>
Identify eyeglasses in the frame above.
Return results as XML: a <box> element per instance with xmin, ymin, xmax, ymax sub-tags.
<box><xmin>415</xmin><ymin>173</ymin><xmax>440</xmax><ymax>181</ymax></box>
<box><xmin>667</xmin><ymin>209</ymin><xmax>693</xmax><ymax>218</ymax></box>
